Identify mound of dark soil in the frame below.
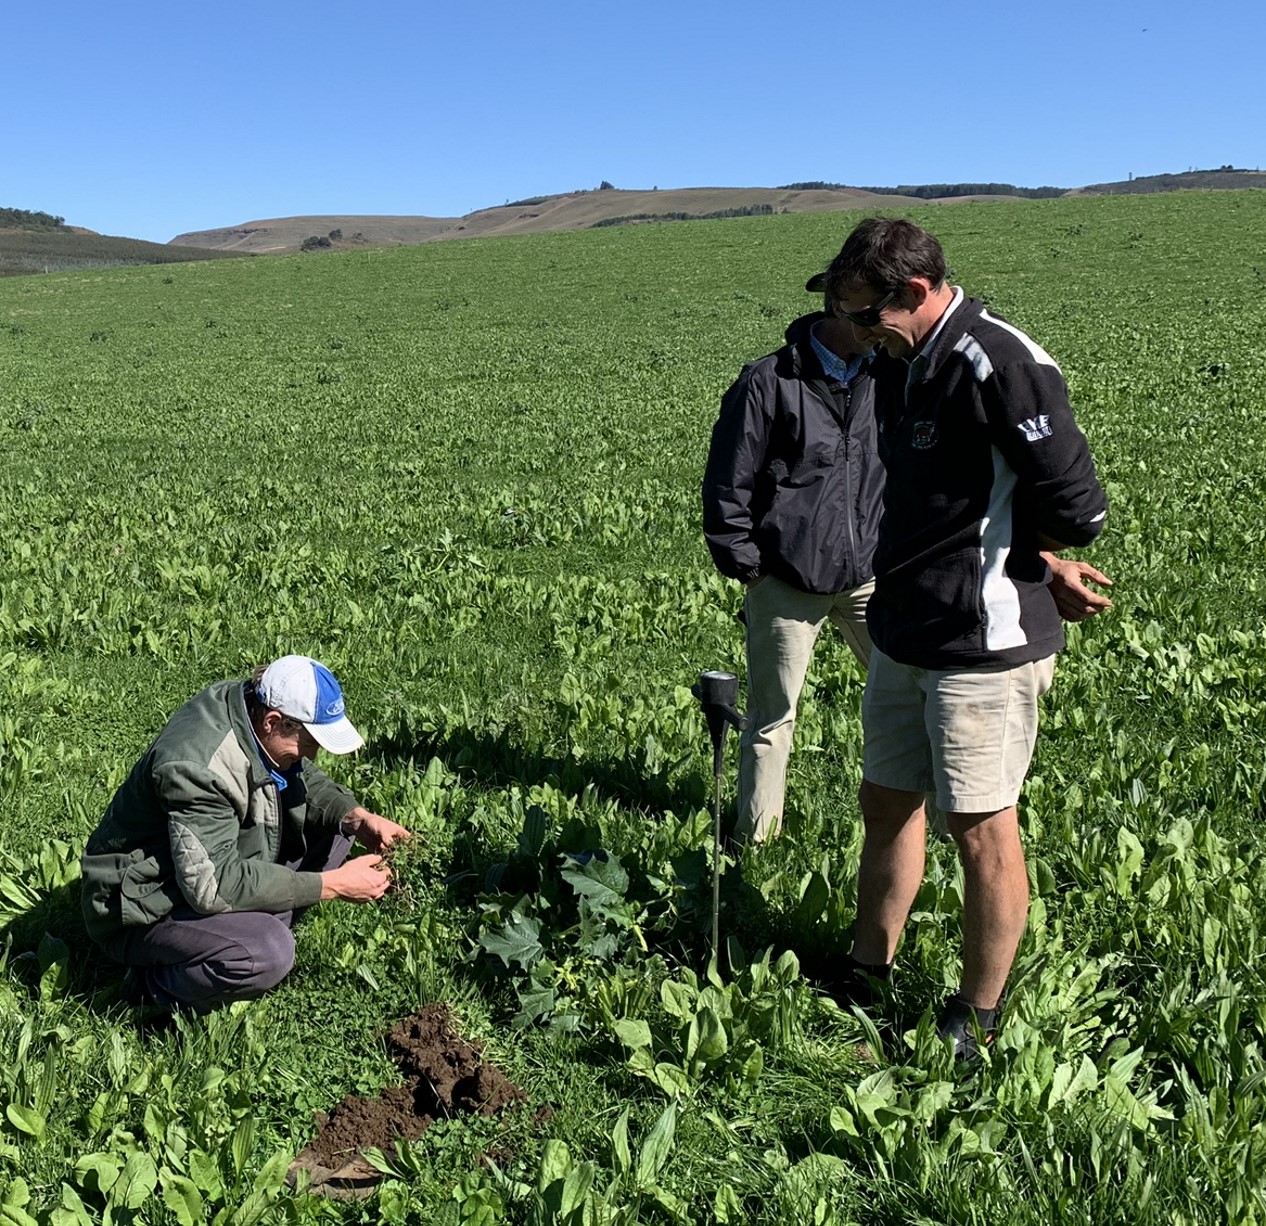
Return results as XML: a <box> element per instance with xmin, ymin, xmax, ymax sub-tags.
<box><xmin>289</xmin><ymin>1003</ymin><xmax>525</xmax><ymax>1197</ymax></box>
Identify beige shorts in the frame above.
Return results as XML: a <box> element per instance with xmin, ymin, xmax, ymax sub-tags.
<box><xmin>861</xmin><ymin>649</ymin><xmax>1055</xmax><ymax>813</ymax></box>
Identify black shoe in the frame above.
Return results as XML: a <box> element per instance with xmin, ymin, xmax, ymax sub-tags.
<box><xmin>937</xmin><ymin>993</ymin><xmax>1003</xmax><ymax>1062</ymax></box>
<box><xmin>812</xmin><ymin>954</ymin><xmax>891</xmax><ymax>1010</ymax></box>
<box><xmin>119</xmin><ymin>967</ymin><xmax>152</xmax><ymax>1007</ymax></box>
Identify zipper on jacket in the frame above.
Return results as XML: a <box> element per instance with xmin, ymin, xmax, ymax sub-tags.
<box><xmin>840</xmin><ymin>385</ymin><xmax>858</xmax><ymax>583</ymax></box>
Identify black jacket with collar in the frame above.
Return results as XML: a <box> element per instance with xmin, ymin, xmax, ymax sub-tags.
<box><xmin>867</xmin><ymin>294</ymin><xmax>1108</xmax><ymax>669</ymax></box>
<box><xmin>702</xmin><ymin>314</ymin><xmax>884</xmax><ymax>595</ymax></box>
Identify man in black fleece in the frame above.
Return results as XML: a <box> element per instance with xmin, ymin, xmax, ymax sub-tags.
<box><xmin>827</xmin><ymin>218</ymin><xmax>1110</xmax><ymax>1058</ymax></box>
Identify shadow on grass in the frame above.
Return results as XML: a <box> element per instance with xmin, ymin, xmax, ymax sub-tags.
<box><xmin>2</xmin><ymin>880</ymin><xmax>138</xmax><ymax>1011</ymax></box>
<box><xmin>371</xmin><ymin>716</ymin><xmax>714</xmax><ymax>822</ymax></box>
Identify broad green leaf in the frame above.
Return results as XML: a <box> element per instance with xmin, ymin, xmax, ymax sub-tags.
<box><xmin>611</xmin><ymin>1108</ymin><xmax>631</xmax><ymax>1177</ymax></box>
<box><xmin>613</xmin><ymin>1018</ymin><xmax>652</xmax><ymax>1050</ymax></box>
<box><xmin>517</xmin><ymin>807</ymin><xmax>547</xmax><ymax>857</ymax></box>
<box><xmin>187</xmin><ymin>1150</ymin><xmax>223</xmax><ymax>1199</ymax></box>
<box><xmin>479</xmin><ymin>914</ymin><xmax>543</xmax><ymax>970</ymax></box>
<box><xmin>251</xmin><ymin>1150</ymin><xmax>292</xmax><ymax>1195</ymax></box>
<box><xmin>537</xmin><ymin>1139</ymin><xmax>572</xmax><ymax>1193</ymax></box>
<box><xmin>1115</xmin><ymin>829</ymin><xmax>1145</xmax><ymax>894</ymax></box>
<box><xmin>1048</xmin><ymin>1061</ymin><xmax>1074</xmax><ymax>1108</ymax></box>
<box><xmin>693</xmin><ymin>1007</ymin><xmax>728</xmax><ymax>1063</ymax></box>
<box><xmin>221</xmin><ymin>1152</ymin><xmax>291</xmax><ymax>1226</ymax></box>
<box><xmin>913</xmin><ymin>1080</ymin><xmax>954</xmax><ymax>1121</ymax></box>
<box><xmin>828</xmin><ymin>1106</ymin><xmax>859</xmax><ymax>1138</ymax></box>
<box><xmin>714</xmin><ymin>1183</ymin><xmax>742</xmax><ymax>1224</ymax></box>
<box><xmin>738</xmin><ymin>1042</ymin><xmax>764</xmax><ymax>1085</ymax></box>
<box><xmin>559</xmin><ymin>1160</ymin><xmax>595</xmax><ymax>1217</ymax></box>
<box><xmin>4</xmin><ymin>1105</ymin><xmax>45</xmax><ymax>1141</ymax></box>
<box><xmin>51</xmin><ymin>1183</ymin><xmax>94</xmax><ymax>1226</ymax></box>
<box><xmin>636</xmin><ymin>1101</ymin><xmax>677</xmax><ymax>1188</ymax></box>
<box><xmin>1103</xmin><ymin>1074</ymin><xmax>1152</xmax><ymax>1131</ymax></box>
<box><xmin>113</xmin><ymin>1152</ymin><xmax>159</xmax><ymax>1210</ymax></box>
<box><xmin>74</xmin><ymin>1153</ymin><xmax>122</xmax><ymax>1197</ymax></box>
<box><xmin>773</xmin><ymin>949</ymin><xmax>800</xmax><ymax>982</ymax></box>
<box><xmin>560</xmin><ymin>853</ymin><xmax>628</xmax><ymax>907</ymax></box>
<box><xmin>229</xmin><ymin>1116</ymin><xmax>255</xmax><ymax>1180</ymax></box>
<box><xmin>661</xmin><ymin>979</ymin><xmax>695</xmax><ymax>1020</ymax></box>
<box><xmin>792</xmin><ymin>871</ymin><xmax>830</xmax><ymax>926</ymax></box>
<box><xmin>161</xmin><ymin>1174</ymin><xmax>204</xmax><ymax>1226</ymax></box>
<box><xmin>646</xmin><ymin>1184</ymin><xmax>688</xmax><ymax>1219</ymax></box>
<box><xmin>85</xmin><ymin>1093</ymin><xmax>111</xmax><ymax>1139</ymax></box>
<box><xmin>651</xmin><ymin>1062</ymin><xmax>690</xmax><ymax>1099</ymax></box>
<box><xmin>37</xmin><ymin>934</ymin><xmax>70</xmax><ymax>1001</ymax></box>
<box><xmin>0</xmin><ymin>1201</ymin><xmax>40</xmax><ymax>1226</ymax></box>
<box><xmin>512</xmin><ymin>983</ymin><xmax>556</xmax><ymax>1029</ymax></box>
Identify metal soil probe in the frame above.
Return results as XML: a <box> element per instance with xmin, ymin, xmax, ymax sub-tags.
<box><xmin>691</xmin><ymin>670</ymin><xmax>746</xmax><ymax>957</ymax></box>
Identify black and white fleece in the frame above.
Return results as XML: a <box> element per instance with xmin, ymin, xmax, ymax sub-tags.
<box><xmin>866</xmin><ymin>293</ymin><xmax>1107</xmax><ymax>669</ymax></box>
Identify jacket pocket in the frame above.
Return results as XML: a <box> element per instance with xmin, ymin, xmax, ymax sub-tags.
<box><xmin>119</xmin><ymin>853</ymin><xmax>178</xmax><ymax>927</ymax></box>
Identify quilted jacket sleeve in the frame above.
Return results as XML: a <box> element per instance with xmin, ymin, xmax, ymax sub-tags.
<box><xmin>157</xmin><ymin>761</ymin><xmax>323</xmax><ymax>915</ymax></box>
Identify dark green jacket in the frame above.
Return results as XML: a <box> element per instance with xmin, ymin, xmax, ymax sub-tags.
<box><xmin>81</xmin><ymin>680</ymin><xmax>358</xmax><ymax>943</ymax></box>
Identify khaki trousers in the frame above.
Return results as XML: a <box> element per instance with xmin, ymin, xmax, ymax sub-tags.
<box><xmin>736</xmin><ymin>574</ymin><xmax>874</xmax><ymax>843</ymax></box>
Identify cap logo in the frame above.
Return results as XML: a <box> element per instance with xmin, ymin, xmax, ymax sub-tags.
<box><xmin>324</xmin><ymin>698</ymin><xmax>345</xmax><ymax>718</ymax></box>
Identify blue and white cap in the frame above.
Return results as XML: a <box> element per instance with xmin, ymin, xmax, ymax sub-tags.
<box><xmin>255</xmin><ymin>655</ymin><xmax>364</xmax><ymax>754</ymax></box>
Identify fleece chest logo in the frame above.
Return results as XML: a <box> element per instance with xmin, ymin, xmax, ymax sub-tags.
<box><xmin>1018</xmin><ymin>415</ymin><xmax>1053</xmax><ymax>442</ymax></box>
<box><xmin>911</xmin><ymin>421</ymin><xmax>938</xmax><ymax>450</ymax></box>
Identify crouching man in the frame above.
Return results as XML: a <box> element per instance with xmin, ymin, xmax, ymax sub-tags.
<box><xmin>82</xmin><ymin>655</ymin><xmax>409</xmax><ymax>1013</ymax></box>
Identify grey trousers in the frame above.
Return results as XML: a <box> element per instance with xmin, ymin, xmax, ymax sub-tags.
<box><xmin>101</xmin><ymin>829</ymin><xmax>351</xmax><ymax>1013</ymax></box>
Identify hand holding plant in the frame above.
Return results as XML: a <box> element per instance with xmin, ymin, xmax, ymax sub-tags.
<box><xmin>321</xmin><ymin>855</ymin><xmax>391</xmax><ymax>902</ymax></box>
<box><xmin>343</xmin><ymin>806</ymin><xmax>412</xmax><ymax>852</ymax></box>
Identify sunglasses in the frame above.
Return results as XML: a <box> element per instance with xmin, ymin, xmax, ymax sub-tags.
<box><xmin>833</xmin><ymin>286</ymin><xmax>902</xmax><ymax>328</ymax></box>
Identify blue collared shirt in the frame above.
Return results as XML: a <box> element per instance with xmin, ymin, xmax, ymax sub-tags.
<box><xmin>809</xmin><ymin>321</ymin><xmax>864</xmax><ymax>385</ymax></box>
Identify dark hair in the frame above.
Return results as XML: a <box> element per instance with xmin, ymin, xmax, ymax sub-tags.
<box><xmin>244</xmin><ymin>666</ymin><xmax>303</xmax><ymax>732</ymax></box>
<box><xmin>825</xmin><ymin>218</ymin><xmax>947</xmax><ymax>298</ymax></box>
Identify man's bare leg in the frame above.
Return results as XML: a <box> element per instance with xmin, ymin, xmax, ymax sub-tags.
<box><xmin>946</xmin><ymin>806</ymin><xmax>1028</xmax><ymax>1009</ymax></box>
<box><xmin>851</xmin><ymin>781</ymin><xmax>927</xmax><ymax>966</ymax></box>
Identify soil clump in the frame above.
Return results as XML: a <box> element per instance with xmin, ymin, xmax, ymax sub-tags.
<box><xmin>289</xmin><ymin>1003</ymin><xmax>525</xmax><ymax>1197</ymax></box>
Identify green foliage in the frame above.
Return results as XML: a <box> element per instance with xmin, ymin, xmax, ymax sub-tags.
<box><xmin>0</xmin><ymin>230</ymin><xmax>244</xmax><ymax>278</ymax></box>
<box><xmin>0</xmin><ymin>209</ymin><xmax>66</xmax><ymax>231</ymax></box>
<box><xmin>592</xmin><ymin>204</ymin><xmax>775</xmax><ymax>228</ymax></box>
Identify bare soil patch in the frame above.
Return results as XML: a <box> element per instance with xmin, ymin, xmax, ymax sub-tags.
<box><xmin>289</xmin><ymin>1003</ymin><xmax>525</xmax><ymax>1197</ymax></box>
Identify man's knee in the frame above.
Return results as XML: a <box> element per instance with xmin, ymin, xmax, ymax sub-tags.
<box><xmin>859</xmin><ymin>779</ymin><xmax>925</xmax><ymax>829</ymax></box>
<box><xmin>245</xmin><ymin>918</ymin><xmax>297</xmax><ymax>991</ymax></box>
<box><xmin>150</xmin><ymin>915</ymin><xmax>297</xmax><ymax>1010</ymax></box>
<box><xmin>947</xmin><ymin>808</ymin><xmax>1021</xmax><ymax>870</ymax></box>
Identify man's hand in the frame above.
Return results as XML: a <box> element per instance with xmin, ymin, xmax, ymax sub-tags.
<box><xmin>342</xmin><ymin>806</ymin><xmax>412</xmax><ymax>853</ymax></box>
<box><xmin>319</xmin><ymin>855</ymin><xmax>391</xmax><ymax>902</ymax></box>
<box><xmin>1044</xmin><ymin>553</ymin><xmax>1114</xmax><ymax>622</ymax></box>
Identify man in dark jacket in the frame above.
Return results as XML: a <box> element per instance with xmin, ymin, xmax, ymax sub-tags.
<box><xmin>82</xmin><ymin>655</ymin><xmax>410</xmax><ymax>1012</ymax></box>
<box><xmin>703</xmin><ymin>280</ymin><xmax>883</xmax><ymax>843</ymax></box>
<box><xmin>827</xmin><ymin>218</ymin><xmax>1110</xmax><ymax>1058</ymax></box>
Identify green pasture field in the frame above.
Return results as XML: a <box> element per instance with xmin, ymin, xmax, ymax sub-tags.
<box><xmin>0</xmin><ymin>191</ymin><xmax>1264</xmax><ymax>1224</ymax></box>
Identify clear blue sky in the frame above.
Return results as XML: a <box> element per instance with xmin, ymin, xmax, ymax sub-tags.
<box><xmin>6</xmin><ymin>0</ymin><xmax>1262</xmax><ymax>243</ymax></box>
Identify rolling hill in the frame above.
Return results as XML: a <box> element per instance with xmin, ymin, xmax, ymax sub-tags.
<box><xmin>167</xmin><ymin>185</ymin><xmax>1017</xmax><ymax>255</ymax></box>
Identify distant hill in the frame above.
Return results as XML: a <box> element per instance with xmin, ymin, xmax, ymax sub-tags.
<box><xmin>168</xmin><ymin>185</ymin><xmax>1023</xmax><ymax>255</ymax></box>
<box><xmin>171</xmin><ymin>169</ymin><xmax>1263</xmax><ymax>256</ymax></box>
<box><xmin>0</xmin><ymin>212</ymin><xmax>248</xmax><ymax>278</ymax></box>
<box><xmin>9</xmin><ymin>168</ymin><xmax>1261</xmax><ymax>274</ymax></box>
<box><xmin>1073</xmin><ymin>166</ymin><xmax>1266</xmax><ymax>194</ymax></box>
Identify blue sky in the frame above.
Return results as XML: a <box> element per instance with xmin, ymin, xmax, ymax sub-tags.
<box><xmin>6</xmin><ymin>0</ymin><xmax>1262</xmax><ymax>243</ymax></box>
